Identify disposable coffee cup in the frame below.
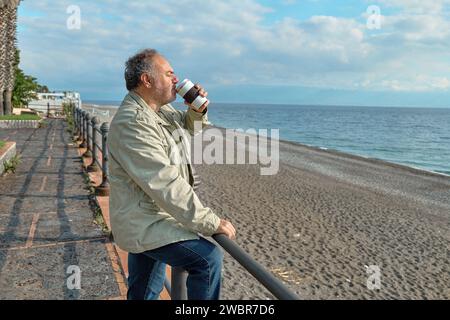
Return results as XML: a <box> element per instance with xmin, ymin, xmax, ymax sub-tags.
<box><xmin>176</xmin><ymin>79</ymin><xmax>208</xmax><ymax>110</ymax></box>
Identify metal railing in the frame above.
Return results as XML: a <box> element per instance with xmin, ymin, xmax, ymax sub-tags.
<box><xmin>72</xmin><ymin>105</ymin><xmax>110</xmax><ymax>196</ymax></box>
<box><xmin>28</xmin><ymin>102</ymin><xmax>65</xmax><ymax>117</ymax></box>
<box><xmin>69</xmin><ymin>104</ymin><xmax>300</xmax><ymax>300</ymax></box>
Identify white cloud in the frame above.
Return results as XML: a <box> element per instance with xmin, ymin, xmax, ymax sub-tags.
<box><xmin>16</xmin><ymin>0</ymin><xmax>450</xmax><ymax>99</ymax></box>
<box><xmin>376</xmin><ymin>0</ymin><xmax>450</xmax><ymax>14</ymax></box>
<box><xmin>380</xmin><ymin>76</ymin><xmax>450</xmax><ymax>91</ymax></box>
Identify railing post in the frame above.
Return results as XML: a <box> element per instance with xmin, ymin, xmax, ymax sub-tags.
<box><xmin>96</xmin><ymin>122</ymin><xmax>110</xmax><ymax>196</ymax></box>
<box><xmin>87</xmin><ymin>116</ymin><xmax>100</xmax><ymax>172</ymax></box>
<box><xmin>78</xmin><ymin>108</ymin><xmax>82</xmax><ymax>138</ymax></box>
<box><xmin>73</xmin><ymin>108</ymin><xmax>80</xmax><ymax>140</ymax></box>
<box><xmin>72</xmin><ymin>106</ymin><xmax>78</xmax><ymax>139</ymax></box>
<box><xmin>79</xmin><ymin>111</ymin><xmax>87</xmax><ymax>147</ymax></box>
<box><xmin>47</xmin><ymin>102</ymin><xmax>50</xmax><ymax>118</ymax></box>
<box><xmin>82</xmin><ymin>113</ymin><xmax>93</xmax><ymax>158</ymax></box>
<box><xmin>74</xmin><ymin>108</ymin><xmax>80</xmax><ymax>139</ymax></box>
<box><xmin>72</xmin><ymin>108</ymin><xmax>77</xmax><ymax>135</ymax></box>
<box><xmin>77</xmin><ymin>108</ymin><xmax>82</xmax><ymax>139</ymax></box>
<box><xmin>171</xmin><ymin>268</ymin><xmax>188</xmax><ymax>300</ymax></box>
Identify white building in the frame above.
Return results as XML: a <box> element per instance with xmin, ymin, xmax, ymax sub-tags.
<box><xmin>28</xmin><ymin>91</ymin><xmax>82</xmax><ymax>114</ymax></box>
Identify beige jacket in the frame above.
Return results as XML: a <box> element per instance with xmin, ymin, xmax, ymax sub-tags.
<box><xmin>108</xmin><ymin>91</ymin><xmax>220</xmax><ymax>253</ymax></box>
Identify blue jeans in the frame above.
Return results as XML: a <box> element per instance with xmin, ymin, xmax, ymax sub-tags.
<box><xmin>127</xmin><ymin>237</ymin><xmax>223</xmax><ymax>300</ymax></box>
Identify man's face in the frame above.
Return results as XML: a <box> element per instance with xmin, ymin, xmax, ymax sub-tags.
<box><xmin>151</xmin><ymin>55</ymin><xmax>179</xmax><ymax>106</ymax></box>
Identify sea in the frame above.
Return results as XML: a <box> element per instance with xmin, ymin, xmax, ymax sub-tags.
<box><xmin>84</xmin><ymin>100</ymin><xmax>450</xmax><ymax>176</ymax></box>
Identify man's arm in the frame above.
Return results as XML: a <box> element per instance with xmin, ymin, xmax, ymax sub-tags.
<box><xmin>184</xmin><ymin>107</ymin><xmax>210</xmax><ymax>135</ymax></box>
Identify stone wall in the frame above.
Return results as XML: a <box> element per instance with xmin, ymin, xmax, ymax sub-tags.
<box><xmin>0</xmin><ymin>120</ymin><xmax>41</xmax><ymax>129</ymax></box>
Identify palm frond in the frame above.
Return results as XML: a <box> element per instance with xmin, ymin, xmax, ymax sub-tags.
<box><xmin>0</xmin><ymin>0</ymin><xmax>20</xmax><ymax>9</ymax></box>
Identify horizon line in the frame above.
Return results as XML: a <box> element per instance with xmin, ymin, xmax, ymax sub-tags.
<box><xmin>82</xmin><ymin>99</ymin><xmax>450</xmax><ymax>110</ymax></box>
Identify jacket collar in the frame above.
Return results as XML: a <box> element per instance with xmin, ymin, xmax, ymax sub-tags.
<box><xmin>127</xmin><ymin>91</ymin><xmax>171</xmax><ymax>127</ymax></box>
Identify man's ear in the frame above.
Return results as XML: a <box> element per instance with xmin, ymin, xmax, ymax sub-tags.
<box><xmin>140</xmin><ymin>73</ymin><xmax>152</xmax><ymax>88</ymax></box>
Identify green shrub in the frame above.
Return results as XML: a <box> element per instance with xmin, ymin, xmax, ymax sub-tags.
<box><xmin>3</xmin><ymin>155</ymin><xmax>21</xmax><ymax>174</ymax></box>
<box><xmin>0</xmin><ymin>114</ymin><xmax>41</xmax><ymax>120</ymax></box>
<box><xmin>62</xmin><ymin>102</ymin><xmax>75</xmax><ymax>132</ymax></box>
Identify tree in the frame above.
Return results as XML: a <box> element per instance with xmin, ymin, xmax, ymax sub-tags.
<box><xmin>12</xmin><ymin>69</ymin><xmax>40</xmax><ymax>108</ymax></box>
<box><xmin>12</xmin><ymin>49</ymin><xmax>43</xmax><ymax>108</ymax></box>
<box><xmin>37</xmin><ymin>85</ymin><xmax>49</xmax><ymax>93</ymax></box>
<box><xmin>0</xmin><ymin>0</ymin><xmax>20</xmax><ymax>115</ymax></box>
<box><xmin>11</xmin><ymin>48</ymin><xmax>49</xmax><ymax>108</ymax></box>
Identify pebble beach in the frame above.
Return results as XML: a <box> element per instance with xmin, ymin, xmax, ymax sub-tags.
<box><xmin>83</xmin><ymin>104</ymin><xmax>450</xmax><ymax>300</ymax></box>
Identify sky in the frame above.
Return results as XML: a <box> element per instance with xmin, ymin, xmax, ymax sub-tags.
<box><xmin>16</xmin><ymin>0</ymin><xmax>450</xmax><ymax>107</ymax></box>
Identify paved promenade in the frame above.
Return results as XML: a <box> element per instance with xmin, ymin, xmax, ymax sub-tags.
<box><xmin>0</xmin><ymin>119</ymin><xmax>126</xmax><ymax>299</ymax></box>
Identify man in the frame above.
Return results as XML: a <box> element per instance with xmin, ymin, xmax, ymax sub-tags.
<box><xmin>108</xmin><ymin>49</ymin><xmax>236</xmax><ymax>300</ymax></box>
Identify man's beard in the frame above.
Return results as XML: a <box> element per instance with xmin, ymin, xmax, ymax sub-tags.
<box><xmin>155</xmin><ymin>87</ymin><xmax>176</xmax><ymax>105</ymax></box>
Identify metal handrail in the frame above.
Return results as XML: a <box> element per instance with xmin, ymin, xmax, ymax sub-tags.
<box><xmin>213</xmin><ymin>234</ymin><xmax>300</xmax><ymax>300</ymax></box>
<box><xmin>27</xmin><ymin>103</ymin><xmax>62</xmax><ymax>106</ymax></box>
<box><xmin>90</xmin><ymin>127</ymin><xmax>103</xmax><ymax>168</ymax></box>
<box><xmin>29</xmin><ymin>103</ymin><xmax>65</xmax><ymax>116</ymax></box>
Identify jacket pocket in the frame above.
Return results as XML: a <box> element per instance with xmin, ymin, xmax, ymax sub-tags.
<box><xmin>138</xmin><ymin>200</ymin><xmax>160</xmax><ymax>211</ymax></box>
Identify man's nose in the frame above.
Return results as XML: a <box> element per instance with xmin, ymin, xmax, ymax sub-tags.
<box><xmin>173</xmin><ymin>75</ymin><xmax>179</xmax><ymax>84</ymax></box>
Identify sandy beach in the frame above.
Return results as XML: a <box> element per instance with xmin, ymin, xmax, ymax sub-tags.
<box><xmin>83</xmin><ymin>104</ymin><xmax>449</xmax><ymax>300</ymax></box>
<box><xmin>194</xmin><ymin>128</ymin><xmax>450</xmax><ymax>299</ymax></box>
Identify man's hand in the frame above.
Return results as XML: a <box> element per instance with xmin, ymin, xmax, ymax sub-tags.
<box><xmin>215</xmin><ymin>219</ymin><xmax>236</xmax><ymax>240</ymax></box>
<box><xmin>184</xmin><ymin>83</ymin><xmax>209</xmax><ymax>113</ymax></box>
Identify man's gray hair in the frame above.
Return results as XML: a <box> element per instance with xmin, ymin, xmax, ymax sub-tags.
<box><xmin>124</xmin><ymin>49</ymin><xmax>160</xmax><ymax>91</ymax></box>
